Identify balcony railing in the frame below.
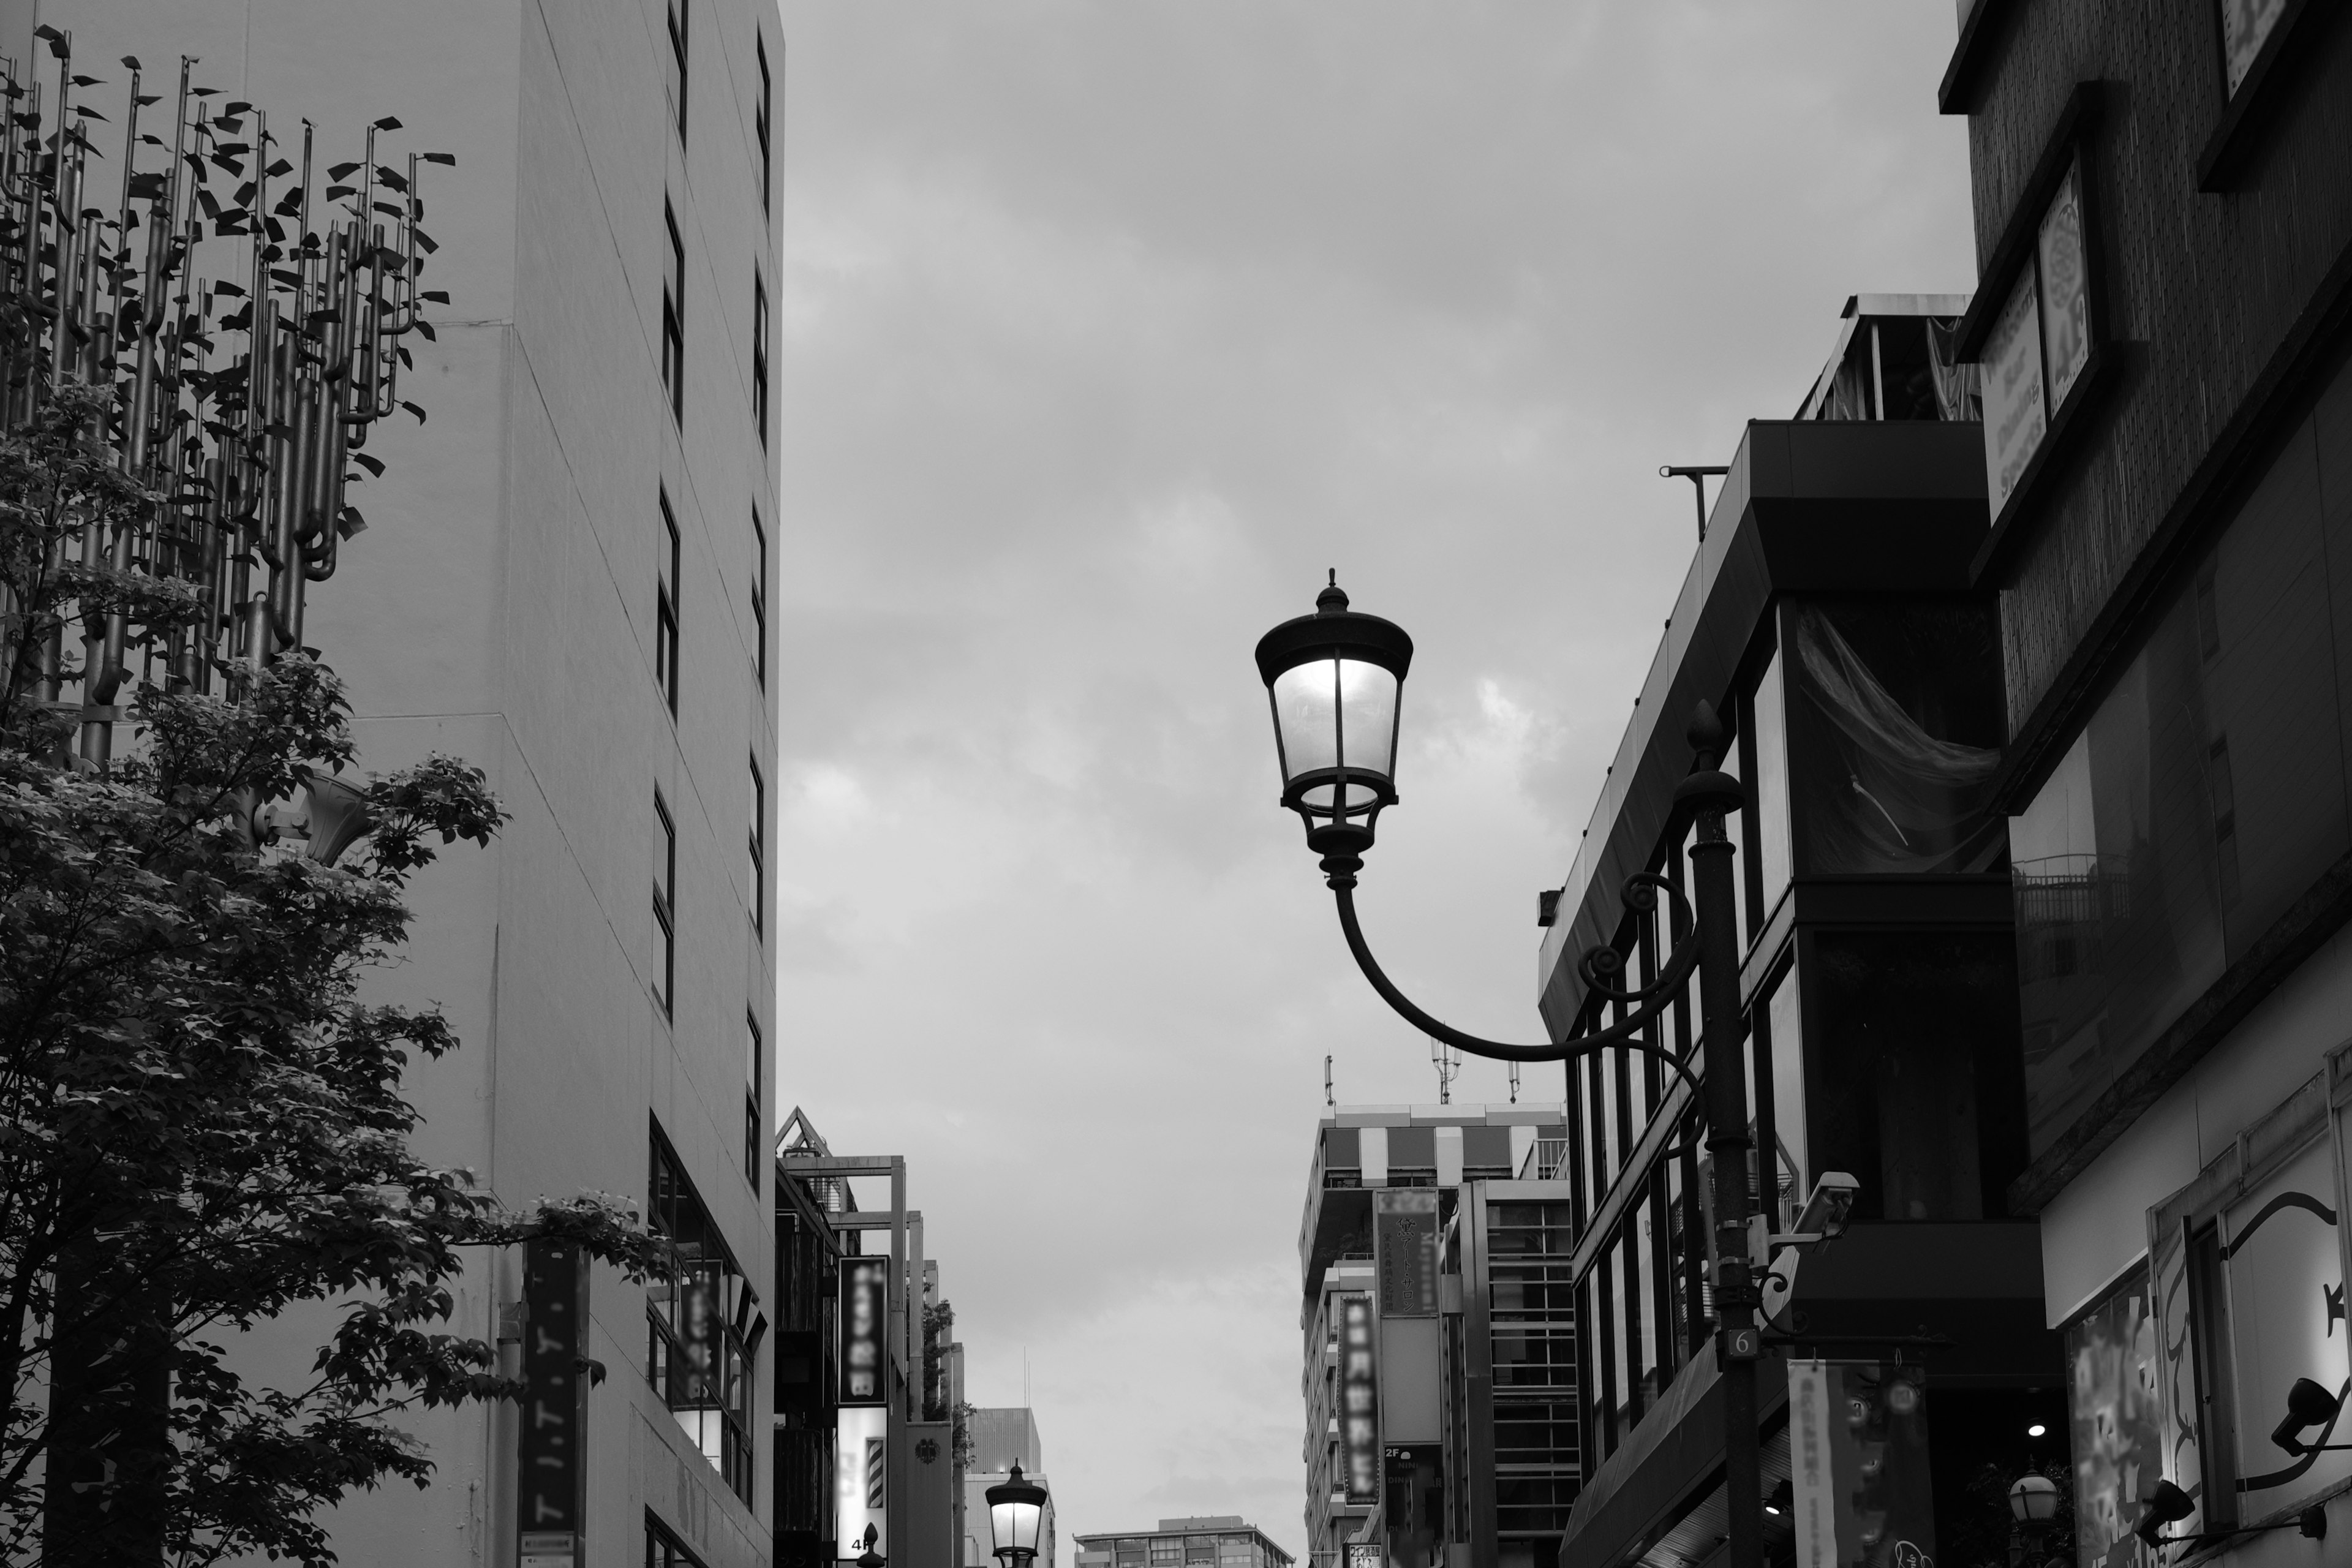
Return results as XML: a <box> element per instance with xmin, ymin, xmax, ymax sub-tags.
<box><xmin>1518</xmin><ymin>1138</ymin><xmax>1569</xmax><ymax>1180</ymax></box>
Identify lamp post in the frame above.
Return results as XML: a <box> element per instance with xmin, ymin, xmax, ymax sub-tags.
<box><xmin>1253</xmin><ymin>576</ymin><xmax>1760</xmax><ymax>1568</ymax></box>
<box><xmin>987</xmin><ymin>1463</ymin><xmax>1049</xmax><ymax>1568</ymax></box>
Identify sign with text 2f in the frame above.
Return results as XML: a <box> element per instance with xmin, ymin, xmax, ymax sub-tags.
<box><xmin>1339</xmin><ymin>1295</ymin><xmax>1380</xmax><ymax>1506</ymax></box>
<box><xmin>518</xmin><ymin>1237</ymin><xmax>588</xmax><ymax>1568</ymax></box>
<box><xmin>840</xmin><ymin>1254</ymin><xmax>891</xmax><ymax>1406</ymax></box>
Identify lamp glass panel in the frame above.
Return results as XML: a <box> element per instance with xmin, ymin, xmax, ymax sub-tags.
<box><xmin>992</xmin><ymin>1499</ymin><xmax>1042</xmax><ymax>1556</ymax></box>
<box><xmin>1271</xmin><ymin>661</ymin><xmax>1339</xmax><ymax>783</ymax></box>
<box><xmin>1335</xmin><ymin>658</ymin><xmax>1398</xmax><ymax>779</ymax></box>
<box><xmin>1272</xmin><ymin>658</ymin><xmax>1399</xmax><ymax>790</ymax></box>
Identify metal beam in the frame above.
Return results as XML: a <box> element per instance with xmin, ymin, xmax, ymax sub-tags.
<box><xmin>831</xmin><ymin>1212</ymin><xmax>923</xmax><ymax>1231</ymax></box>
<box><xmin>782</xmin><ymin>1155</ymin><xmax>900</xmax><ymax>1175</ymax></box>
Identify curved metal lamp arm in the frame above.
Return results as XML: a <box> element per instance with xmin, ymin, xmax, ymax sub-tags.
<box><xmin>1330</xmin><ymin>881</ymin><xmax>1705</xmax><ymax>1107</ymax></box>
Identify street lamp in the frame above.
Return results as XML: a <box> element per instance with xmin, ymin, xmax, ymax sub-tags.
<box><xmin>1253</xmin><ymin>577</ymin><xmax>1763</xmax><ymax>1568</ymax></box>
<box><xmin>987</xmin><ymin>1463</ymin><xmax>1049</xmax><ymax>1568</ymax></box>
<box><xmin>2008</xmin><ymin>1475</ymin><xmax>2059</xmax><ymax>1568</ymax></box>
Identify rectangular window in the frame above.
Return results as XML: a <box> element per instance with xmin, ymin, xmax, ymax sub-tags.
<box><xmin>755</xmin><ymin>36</ymin><xmax>774</xmax><ymax>213</ymax></box>
<box><xmin>1750</xmin><ymin>646</ymin><xmax>1792</xmax><ymax>937</ymax></box>
<box><xmin>647</xmin><ymin>1134</ymin><xmax>759</xmax><ymax>1504</ymax></box>
<box><xmin>752</xmin><ymin>273</ymin><xmax>769</xmax><ymax>446</ymax></box>
<box><xmin>657</xmin><ymin>490</ymin><xmax>681</xmax><ymax>715</ymax></box>
<box><xmin>662</xmin><ymin>202</ymin><xmax>686</xmax><ymax>425</ymax></box>
<box><xmin>653</xmin><ymin>791</ymin><xmax>676</xmax><ymax>1014</ymax></box>
<box><xmin>749</xmin><ymin>508</ymin><xmax>767</xmax><ymax>690</ymax></box>
<box><xmin>647</xmin><ymin>1512</ymin><xmax>708</xmax><ymax>1568</ymax></box>
<box><xmin>748</xmin><ymin>755</ymin><xmax>765</xmax><ymax>938</ymax></box>
<box><xmin>745</xmin><ymin>1012</ymin><xmax>763</xmax><ymax>1188</ymax></box>
<box><xmin>665</xmin><ymin>0</ymin><xmax>688</xmax><ymax>144</ymax></box>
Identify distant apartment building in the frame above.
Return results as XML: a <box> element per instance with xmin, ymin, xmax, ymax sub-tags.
<box><xmin>1300</xmin><ymin>1106</ymin><xmax>1572</xmax><ymax>1568</ymax></box>
<box><xmin>0</xmin><ymin>1</ymin><xmax>785</xmax><ymax>1565</ymax></box>
<box><xmin>1074</xmin><ymin>1517</ymin><xmax>1292</xmax><ymax>1568</ymax></box>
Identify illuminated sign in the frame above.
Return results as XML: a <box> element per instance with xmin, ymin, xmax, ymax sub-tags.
<box><xmin>1339</xmin><ymin>1295</ymin><xmax>1380</xmax><ymax>1506</ymax></box>
<box><xmin>518</xmin><ymin>1237</ymin><xmax>587</xmax><ymax>1568</ymax></box>
<box><xmin>1374</xmin><ymin>1190</ymin><xmax>1440</xmax><ymax>1317</ymax></box>
<box><xmin>836</xmin><ymin>1404</ymin><xmax>889</xmax><ymax>1559</ymax></box>
<box><xmin>840</xmin><ymin>1254</ymin><xmax>890</xmax><ymax>1406</ymax></box>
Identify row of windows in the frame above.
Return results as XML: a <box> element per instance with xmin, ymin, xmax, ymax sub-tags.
<box><xmin>647</xmin><ymin>1133</ymin><xmax>761</xmax><ymax>1505</ymax></box>
<box><xmin>655</xmin><ymin>485</ymin><xmax>767</xmax><ymax>713</ymax></box>
<box><xmin>662</xmin><ymin>0</ymin><xmax>774</xmax><ymax>216</ymax></box>
<box><xmin>658</xmin><ymin>195</ymin><xmax>772</xmax><ymax>447</ymax></box>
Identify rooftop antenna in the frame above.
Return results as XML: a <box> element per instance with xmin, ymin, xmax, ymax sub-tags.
<box><xmin>1324</xmin><ymin>1054</ymin><xmax>1335</xmax><ymax>1110</ymax></box>
<box><xmin>1430</xmin><ymin>1036</ymin><xmax>1459</xmax><ymax>1105</ymax></box>
<box><xmin>1509</xmin><ymin>1062</ymin><xmax>1521</xmax><ymax>1105</ymax></box>
<box><xmin>1660</xmin><ymin>464</ymin><xmax>1730</xmax><ymax>543</ymax></box>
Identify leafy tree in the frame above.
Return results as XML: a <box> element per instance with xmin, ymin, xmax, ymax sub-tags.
<box><xmin>0</xmin><ymin>385</ymin><xmax>668</xmax><ymax>1564</ymax></box>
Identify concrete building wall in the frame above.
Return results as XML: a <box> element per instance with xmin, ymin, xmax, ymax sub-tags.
<box><xmin>0</xmin><ymin>1</ymin><xmax>782</xmax><ymax>1564</ymax></box>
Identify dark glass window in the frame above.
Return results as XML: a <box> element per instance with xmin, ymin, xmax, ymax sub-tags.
<box><xmin>750</xmin><ymin>507</ymin><xmax>767</xmax><ymax>690</ymax></box>
<box><xmin>657</xmin><ymin>490</ymin><xmax>681</xmax><ymax>715</ymax></box>
<box><xmin>665</xmin><ymin>0</ymin><xmax>688</xmax><ymax>143</ymax></box>
<box><xmin>653</xmin><ymin>791</ymin><xmax>676</xmax><ymax>1014</ymax></box>
<box><xmin>2012</xmin><ymin>440</ymin><xmax>2344</xmax><ymax>1155</ymax></box>
<box><xmin>747</xmin><ymin>754</ymin><xmax>765</xmax><ymax>936</ymax></box>
<box><xmin>648</xmin><ymin>1134</ymin><xmax>757</xmax><ymax>1504</ymax></box>
<box><xmin>648</xmin><ymin>1512</ymin><xmax>708</xmax><ymax>1568</ymax></box>
<box><xmin>1782</xmin><ymin>599</ymin><xmax>2006</xmax><ymax>878</ymax></box>
<box><xmin>744</xmin><ymin>1011</ymin><xmax>763</xmax><ymax>1188</ymax></box>
<box><xmin>1750</xmin><ymin>645</ymin><xmax>1792</xmax><ymax>932</ymax></box>
<box><xmin>754</xmin><ymin>35</ymin><xmax>773</xmax><ymax>212</ymax></box>
<box><xmin>1807</xmin><ymin>930</ymin><xmax>2028</xmax><ymax>1222</ymax></box>
<box><xmin>662</xmin><ymin>203</ymin><xmax>686</xmax><ymax>424</ymax></box>
<box><xmin>752</xmin><ymin>273</ymin><xmax>769</xmax><ymax>446</ymax></box>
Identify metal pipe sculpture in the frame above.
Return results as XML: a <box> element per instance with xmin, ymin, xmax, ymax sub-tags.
<box><xmin>0</xmin><ymin>28</ymin><xmax>448</xmax><ymax>770</ymax></box>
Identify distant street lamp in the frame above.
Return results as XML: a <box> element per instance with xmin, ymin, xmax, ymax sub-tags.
<box><xmin>1253</xmin><ymin>576</ymin><xmax>1762</xmax><ymax>1568</ymax></box>
<box><xmin>987</xmin><ymin>1463</ymin><xmax>1049</xmax><ymax>1568</ymax></box>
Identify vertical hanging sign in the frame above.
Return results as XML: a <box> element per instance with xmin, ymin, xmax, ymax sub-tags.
<box><xmin>1374</xmin><ymin>1189</ymin><xmax>1441</xmax><ymax>1317</ymax></box>
<box><xmin>518</xmin><ymin>1237</ymin><xmax>589</xmax><ymax>1568</ymax></box>
<box><xmin>1340</xmin><ymin>1295</ymin><xmax>1381</xmax><ymax>1506</ymax></box>
<box><xmin>840</xmin><ymin>1255</ymin><xmax>890</xmax><ymax>1405</ymax></box>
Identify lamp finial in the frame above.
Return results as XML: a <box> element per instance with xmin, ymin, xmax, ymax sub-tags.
<box><xmin>1317</xmin><ymin>573</ymin><xmax>1349</xmax><ymax>614</ymax></box>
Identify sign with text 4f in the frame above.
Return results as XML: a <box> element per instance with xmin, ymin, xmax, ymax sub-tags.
<box><xmin>1339</xmin><ymin>1295</ymin><xmax>1381</xmax><ymax>1506</ymax></box>
<box><xmin>518</xmin><ymin>1237</ymin><xmax>589</xmax><ymax>1568</ymax></box>
<box><xmin>840</xmin><ymin>1254</ymin><xmax>891</xmax><ymax>1406</ymax></box>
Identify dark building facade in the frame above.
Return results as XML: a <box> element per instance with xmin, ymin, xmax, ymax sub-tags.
<box><xmin>1544</xmin><ymin>302</ymin><xmax>2069</xmax><ymax>1568</ymax></box>
<box><xmin>774</xmin><ymin>1122</ymin><xmax>847</xmax><ymax>1568</ymax></box>
<box><xmin>1943</xmin><ymin>2</ymin><xmax>2352</xmax><ymax>1562</ymax></box>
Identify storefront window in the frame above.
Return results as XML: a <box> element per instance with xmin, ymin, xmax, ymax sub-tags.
<box><xmin>1807</xmin><ymin>930</ymin><xmax>2027</xmax><ymax>1222</ymax></box>
<box><xmin>2064</xmin><ymin>1268</ymin><xmax>2161</xmax><ymax>1567</ymax></box>
<box><xmin>1783</xmin><ymin>601</ymin><xmax>2005</xmax><ymax>879</ymax></box>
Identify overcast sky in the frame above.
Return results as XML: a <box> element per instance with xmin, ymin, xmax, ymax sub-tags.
<box><xmin>767</xmin><ymin>4</ymin><xmax>1974</xmax><ymax>1556</ymax></box>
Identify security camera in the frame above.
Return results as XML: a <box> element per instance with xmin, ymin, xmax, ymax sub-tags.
<box><xmin>1793</xmin><ymin>1172</ymin><xmax>1860</xmax><ymax>1241</ymax></box>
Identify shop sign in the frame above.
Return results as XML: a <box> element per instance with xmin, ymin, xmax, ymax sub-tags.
<box><xmin>1340</xmin><ymin>1295</ymin><xmax>1380</xmax><ymax>1506</ymax></box>
<box><xmin>1786</xmin><ymin>1359</ymin><xmax>1933</xmax><ymax>1568</ymax></box>
<box><xmin>1374</xmin><ymin>1190</ymin><xmax>1440</xmax><ymax>1318</ymax></box>
<box><xmin>836</xmin><ymin>1404</ymin><xmax>888</xmax><ymax>1559</ymax></box>
<box><xmin>518</xmin><ymin>1237</ymin><xmax>587</xmax><ymax>1568</ymax></box>
<box><xmin>840</xmin><ymin>1254</ymin><xmax>890</xmax><ymax>1406</ymax></box>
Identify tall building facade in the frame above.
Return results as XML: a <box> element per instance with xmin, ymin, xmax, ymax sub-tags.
<box><xmin>1299</xmin><ymin>1105</ymin><xmax>1572</xmax><ymax>1568</ymax></box>
<box><xmin>1943</xmin><ymin>0</ymin><xmax>2352</xmax><ymax>1559</ymax></box>
<box><xmin>0</xmin><ymin>2</ymin><xmax>785</xmax><ymax>1566</ymax></box>
<box><xmin>1545</xmin><ymin>302</ymin><xmax>2070</xmax><ymax>1568</ymax></box>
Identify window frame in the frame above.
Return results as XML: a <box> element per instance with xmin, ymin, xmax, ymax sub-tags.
<box><xmin>745</xmin><ymin>1011</ymin><xmax>764</xmax><ymax>1189</ymax></box>
<box><xmin>657</xmin><ymin>489</ymin><xmax>682</xmax><ymax>716</ymax></box>
<box><xmin>752</xmin><ymin>271</ymin><xmax>769</xmax><ymax>447</ymax></box>
<box><xmin>653</xmin><ymin>790</ymin><xmax>677</xmax><ymax>1016</ymax></box>
<box><xmin>749</xmin><ymin>507</ymin><xmax>767</xmax><ymax>690</ymax></box>
<box><xmin>748</xmin><ymin>753</ymin><xmax>765</xmax><ymax>939</ymax></box>
<box><xmin>1954</xmin><ymin>83</ymin><xmax>2114</xmax><ymax>578</ymax></box>
<box><xmin>647</xmin><ymin>1130</ymin><xmax>761</xmax><ymax>1504</ymax></box>
<box><xmin>2197</xmin><ymin>0</ymin><xmax>2332</xmax><ymax>190</ymax></box>
<box><xmin>665</xmin><ymin>0</ymin><xmax>689</xmax><ymax>146</ymax></box>
<box><xmin>662</xmin><ymin>202</ymin><xmax>687</xmax><ymax>426</ymax></box>
<box><xmin>755</xmin><ymin>35</ymin><xmax>774</xmax><ymax>213</ymax></box>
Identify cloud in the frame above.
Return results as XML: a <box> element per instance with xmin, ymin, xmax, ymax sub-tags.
<box><xmin>772</xmin><ymin>2</ymin><xmax>1972</xmax><ymax>1553</ymax></box>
